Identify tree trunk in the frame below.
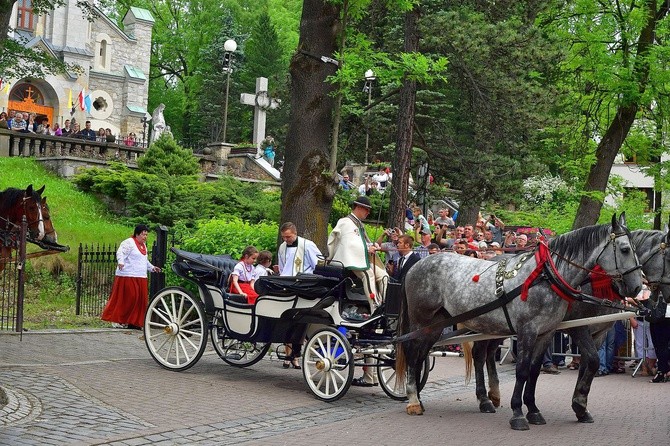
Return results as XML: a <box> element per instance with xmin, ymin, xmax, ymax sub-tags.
<box><xmin>0</xmin><ymin>1</ymin><xmax>17</xmax><ymax>44</ymax></box>
<box><xmin>573</xmin><ymin>0</ymin><xmax>668</xmax><ymax>229</ymax></box>
<box><xmin>280</xmin><ymin>0</ymin><xmax>340</xmax><ymax>249</ymax></box>
<box><xmin>572</xmin><ymin>105</ymin><xmax>637</xmax><ymax>229</ymax></box>
<box><xmin>388</xmin><ymin>7</ymin><xmax>420</xmax><ymax>230</ymax></box>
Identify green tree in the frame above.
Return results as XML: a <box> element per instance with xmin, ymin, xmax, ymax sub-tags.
<box><xmin>137</xmin><ymin>134</ymin><xmax>200</xmax><ymax>176</ymax></box>
<box><xmin>537</xmin><ymin>0</ymin><xmax>670</xmax><ymax>228</ymax></box>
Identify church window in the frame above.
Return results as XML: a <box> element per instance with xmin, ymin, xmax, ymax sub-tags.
<box><xmin>94</xmin><ymin>34</ymin><xmax>112</xmax><ymax>71</ymax></box>
<box><xmin>17</xmin><ymin>0</ymin><xmax>35</xmax><ymax>31</ymax></box>
<box><xmin>99</xmin><ymin>40</ymin><xmax>108</xmax><ymax>69</ymax></box>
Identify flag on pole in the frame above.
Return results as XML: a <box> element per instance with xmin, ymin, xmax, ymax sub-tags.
<box><xmin>78</xmin><ymin>89</ymin><xmax>85</xmax><ymax>111</ymax></box>
<box><xmin>68</xmin><ymin>89</ymin><xmax>76</xmax><ymax>116</ymax></box>
<box><xmin>84</xmin><ymin>93</ymin><xmax>92</xmax><ymax>114</ymax></box>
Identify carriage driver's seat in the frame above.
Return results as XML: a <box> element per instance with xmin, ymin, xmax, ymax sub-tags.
<box><xmin>313</xmin><ymin>261</ymin><xmax>373</xmax><ymax>319</ymax></box>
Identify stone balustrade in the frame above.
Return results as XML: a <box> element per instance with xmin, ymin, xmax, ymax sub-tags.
<box><xmin>0</xmin><ymin>129</ymin><xmax>220</xmax><ymax>177</ymax></box>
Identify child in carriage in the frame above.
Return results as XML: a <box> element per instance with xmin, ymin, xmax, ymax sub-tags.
<box><xmin>229</xmin><ymin>246</ymin><xmax>260</xmax><ymax>304</ymax></box>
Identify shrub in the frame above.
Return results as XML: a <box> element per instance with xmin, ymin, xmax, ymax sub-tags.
<box><xmin>180</xmin><ymin>218</ymin><xmax>279</xmax><ymax>258</ymax></box>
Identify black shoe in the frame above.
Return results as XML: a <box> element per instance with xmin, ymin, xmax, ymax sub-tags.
<box><xmin>282</xmin><ymin>360</ymin><xmax>291</xmax><ymax>369</ymax></box>
<box><xmin>351</xmin><ymin>377</ymin><xmax>376</xmax><ymax>387</ymax></box>
<box><xmin>650</xmin><ymin>372</ymin><xmax>667</xmax><ymax>383</ymax></box>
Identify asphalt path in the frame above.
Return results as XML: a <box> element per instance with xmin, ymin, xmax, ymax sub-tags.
<box><xmin>1</xmin><ymin>329</ymin><xmax>668</xmax><ymax>445</ymax></box>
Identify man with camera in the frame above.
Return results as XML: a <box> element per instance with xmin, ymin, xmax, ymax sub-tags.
<box><xmin>376</xmin><ymin>227</ymin><xmax>402</xmax><ymax>277</ymax></box>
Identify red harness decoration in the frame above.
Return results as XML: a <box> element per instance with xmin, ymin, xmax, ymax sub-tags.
<box><xmin>521</xmin><ymin>242</ymin><xmax>580</xmax><ymax>306</ymax></box>
<box><xmin>589</xmin><ymin>264</ymin><xmax>619</xmax><ymax>301</ymax></box>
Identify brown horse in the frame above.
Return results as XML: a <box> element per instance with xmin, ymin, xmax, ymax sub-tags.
<box><xmin>0</xmin><ymin>184</ymin><xmax>57</xmax><ymax>271</ymax></box>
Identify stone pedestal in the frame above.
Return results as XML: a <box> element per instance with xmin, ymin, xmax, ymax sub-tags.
<box><xmin>206</xmin><ymin>142</ymin><xmax>235</xmax><ymax>166</ymax></box>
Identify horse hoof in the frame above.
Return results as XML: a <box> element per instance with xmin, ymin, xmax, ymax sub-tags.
<box><xmin>406</xmin><ymin>403</ymin><xmax>424</xmax><ymax>416</ymax></box>
<box><xmin>479</xmin><ymin>401</ymin><xmax>496</xmax><ymax>413</ymax></box>
<box><xmin>577</xmin><ymin>411</ymin><xmax>594</xmax><ymax>423</ymax></box>
<box><xmin>509</xmin><ymin>417</ymin><xmax>530</xmax><ymax>431</ymax></box>
<box><xmin>526</xmin><ymin>412</ymin><xmax>546</xmax><ymax>425</ymax></box>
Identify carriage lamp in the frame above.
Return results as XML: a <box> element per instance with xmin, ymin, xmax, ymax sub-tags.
<box><xmin>222</xmin><ymin>39</ymin><xmax>237</xmax><ymax>143</ymax></box>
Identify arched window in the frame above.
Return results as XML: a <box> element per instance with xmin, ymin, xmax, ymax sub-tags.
<box><xmin>94</xmin><ymin>34</ymin><xmax>112</xmax><ymax>71</ymax></box>
<box><xmin>99</xmin><ymin>40</ymin><xmax>108</xmax><ymax>69</ymax></box>
<box><xmin>17</xmin><ymin>0</ymin><xmax>35</xmax><ymax>31</ymax></box>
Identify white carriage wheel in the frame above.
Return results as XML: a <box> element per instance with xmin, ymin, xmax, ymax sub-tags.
<box><xmin>144</xmin><ymin>287</ymin><xmax>208</xmax><ymax>371</ymax></box>
<box><xmin>302</xmin><ymin>327</ymin><xmax>354</xmax><ymax>402</ymax></box>
<box><xmin>209</xmin><ymin>324</ymin><xmax>270</xmax><ymax>367</ymax></box>
<box><xmin>378</xmin><ymin>349</ymin><xmax>430</xmax><ymax>401</ymax></box>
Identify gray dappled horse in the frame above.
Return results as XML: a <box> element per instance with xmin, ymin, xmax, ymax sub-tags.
<box><xmin>396</xmin><ymin>215</ymin><xmax>643</xmax><ymax>430</ymax></box>
<box><xmin>465</xmin><ymin>226</ymin><xmax>670</xmax><ymax>424</ymax></box>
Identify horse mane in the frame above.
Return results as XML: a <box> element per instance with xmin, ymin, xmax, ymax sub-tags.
<box><xmin>0</xmin><ymin>188</ymin><xmax>27</xmax><ymax>215</ymax></box>
<box><xmin>630</xmin><ymin>228</ymin><xmax>664</xmax><ymax>250</ymax></box>
<box><xmin>549</xmin><ymin>223</ymin><xmax>617</xmax><ymax>267</ymax></box>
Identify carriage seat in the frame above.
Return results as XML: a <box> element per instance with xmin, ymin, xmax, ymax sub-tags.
<box><xmin>170</xmin><ymin>248</ymin><xmax>246</xmax><ymax>303</ymax></box>
<box><xmin>254</xmin><ymin>274</ymin><xmax>342</xmax><ymax>300</ymax></box>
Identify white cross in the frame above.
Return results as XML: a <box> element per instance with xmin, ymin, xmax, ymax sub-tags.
<box><xmin>240</xmin><ymin>77</ymin><xmax>281</xmax><ymax>150</ymax></box>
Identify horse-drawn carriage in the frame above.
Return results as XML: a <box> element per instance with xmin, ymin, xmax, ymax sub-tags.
<box><xmin>145</xmin><ymin>214</ymin><xmax>651</xmax><ymax>431</ymax></box>
<box><xmin>144</xmin><ymin>248</ymin><xmax>430</xmax><ymax>401</ymax></box>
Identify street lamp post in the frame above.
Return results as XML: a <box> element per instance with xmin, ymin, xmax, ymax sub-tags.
<box><xmin>363</xmin><ymin>69</ymin><xmax>376</xmax><ymax>165</ymax></box>
<box><xmin>140</xmin><ymin>113</ymin><xmax>151</xmax><ymax>148</ymax></box>
<box><xmin>222</xmin><ymin>39</ymin><xmax>237</xmax><ymax>143</ymax></box>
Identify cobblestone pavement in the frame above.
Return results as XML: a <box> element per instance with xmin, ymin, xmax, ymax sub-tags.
<box><xmin>1</xmin><ymin>329</ymin><xmax>668</xmax><ymax>445</ymax></box>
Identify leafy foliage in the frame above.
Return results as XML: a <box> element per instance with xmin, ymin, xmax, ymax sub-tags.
<box><xmin>137</xmin><ymin>134</ymin><xmax>200</xmax><ymax>176</ymax></box>
<box><xmin>73</xmin><ymin>164</ymin><xmax>281</xmax><ymax>228</ymax></box>
<box><xmin>180</xmin><ymin>217</ymin><xmax>278</xmax><ymax>257</ymax></box>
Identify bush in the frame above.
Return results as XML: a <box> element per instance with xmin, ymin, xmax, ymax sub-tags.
<box><xmin>180</xmin><ymin>217</ymin><xmax>279</xmax><ymax>258</ymax></box>
<box><xmin>73</xmin><ymin>166</ymin><xmax>281</xmax><ymax>228</ymax></box>
<box><xmin>137</xmin><ymin>134</ymin><xmax>200</xmax><ymax>176</ymax></box>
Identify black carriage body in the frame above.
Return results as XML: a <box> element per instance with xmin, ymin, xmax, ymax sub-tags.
<box><xmin>170</xmin><ymin>249</ymin><xmax>340</xmax><ymax>344</ymax></box>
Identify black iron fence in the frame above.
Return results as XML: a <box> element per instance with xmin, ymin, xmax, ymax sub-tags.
<box><xmin>0</xmin><ymin>219</ymin><xmax>27</xmax><ymax>332</ymax></box>
<box><xmin>75</xmin><ymin>243</ymin><xmax>118</xmax><ymax>316</ymax></box>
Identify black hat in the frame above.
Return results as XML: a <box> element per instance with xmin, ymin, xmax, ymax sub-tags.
<box><xmin>352</xmin><ymin>196</ymin><xmax>372</xmax><ymax>209</ymax></box>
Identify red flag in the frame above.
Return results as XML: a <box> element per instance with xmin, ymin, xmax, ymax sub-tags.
<box><xmin>78</xmin><ymin>89</ymin><xmax>85</xmax><ymax>111</ymax></box>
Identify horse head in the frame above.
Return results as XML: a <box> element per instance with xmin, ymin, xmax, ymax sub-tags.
<box><xmin>40</xmin><ymin>196</ymin><xmax>58</xmax><ymax>244</ymax></box>
<box><xmin>598</xmin><ymin>212</ymin><xmax>643</xmax><ymax>298</ymax></box>
<box><xmin>21</xmin><ymin>184</ymin><xmax>60</xmax><ymax>244</ymax></box>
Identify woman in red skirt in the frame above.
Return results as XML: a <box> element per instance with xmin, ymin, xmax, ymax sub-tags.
<box><xmin>229</xmin><ymin>246</ymin><xmax>260</xmax><ymax>304</ymax></box>
<box><xmin>102</xmin><ymin>224</ymin><xmax>161</xmax><ymax>329</ymax></box>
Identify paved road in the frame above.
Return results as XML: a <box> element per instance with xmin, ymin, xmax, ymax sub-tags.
<box><xmin>1</xmin><ymin>329</ymin><xmax>668</xmax><ymax>445</ymax></box>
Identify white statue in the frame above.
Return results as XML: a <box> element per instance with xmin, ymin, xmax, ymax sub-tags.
<box><xmin>150</xmin><ymin>103</ymin><xmax>166</xmax><ymax>143</ymax></box>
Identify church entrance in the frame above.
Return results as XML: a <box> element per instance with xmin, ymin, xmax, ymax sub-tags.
<box><xmin>8</xmin><ymin>83</ymin><xmax>54</xmax><ymax>125</ymax></box>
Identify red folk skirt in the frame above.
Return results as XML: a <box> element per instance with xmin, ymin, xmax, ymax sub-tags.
<box><xmin>101</xmin><ymin>276</ymin><xmax>149</xmax><ymax>327</ymax></box>
<box><xmin>230</xmin><ymin>282</ymin><xmax>259</xmax><ymax>305</ymax></box>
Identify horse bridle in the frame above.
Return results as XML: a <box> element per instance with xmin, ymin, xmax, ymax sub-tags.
<box><xmin>20</xmin><ymin>195</ymin><xmax>56</xmax><ymax>239</ymax></box>
<box><xmin>636</xmin><ymin>240</ymin><xmax>670</xmax><ymax>291</ymax></box>
<box><xmin>592</xmin><ymin>230</ymin><xmax>643</xmax><ymax>284</ymax></box>
<box><xmin>550</xmin><ymin>229</ymin><xmax>642</xmax><ymax>286</ymax></box>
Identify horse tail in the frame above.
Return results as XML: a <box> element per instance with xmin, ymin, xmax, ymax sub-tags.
<box><xmin>463</xmin><ymin>340</ymin><xmax>473</xmax><ymax>385</ymax></box>
<box><xmin>395</xmin><ymin>282</ymin><xmax>410</xmax><ymax>384</ymax></box>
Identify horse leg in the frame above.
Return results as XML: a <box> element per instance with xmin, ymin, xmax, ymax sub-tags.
<box><xmin>569</xmin><ymin>326</ymin><xmax>607</xmax><ymax>423</ymax></box>
<box><xmin>485</xmin><ymin>339</ymin><xmax>502</xmax><ymax>408</ymax></box>
<box><xmin>473</xmin><ymin>340</ymin><xmax>496</xmax><ymax>413</ymax></box>
<box><xmin>523</xmin><ymin>332</ymin><xmax>553</xmax><ymax>426</ymax></box>
<box><xmin>405</xmin><ymin>338</ymin><xmax>435</xmax><ymax>415</ymax></box>
<box><xmin>509</xmin><ymin>333</ymin><xmax>537</xmax><ymax>431</ymax></box>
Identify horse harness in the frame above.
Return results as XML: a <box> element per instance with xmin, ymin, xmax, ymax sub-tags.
<box><xmin>394</xmin><ymin>232</ymin><xmax>640</xmax><ymax>344</ymax></box>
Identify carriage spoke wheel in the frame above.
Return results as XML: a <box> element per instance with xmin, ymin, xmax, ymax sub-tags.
<box><xmin>209</xmin><ymin>324</ymin><xmax>270</xmax><ymax>367</ymax></box>
<box><xmin>144</xmin><ymin>287</ymin><xmax>207</xmax><ymax>371</ymax></box>
<box><xmin>377</xmin><ymin>348</ymin><xmax>430</xmax><ymax>401</ymax></box>
<box><xmin>302</xmin><ymin>327</ymin><xmax>354</xmax><ymax>402</ymax></box>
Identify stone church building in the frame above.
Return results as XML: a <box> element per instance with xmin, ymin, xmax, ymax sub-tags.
<box><xmin>3</xmin><ymin>1</ymin><xmax>153</xmax><ymax>139</ymax></box>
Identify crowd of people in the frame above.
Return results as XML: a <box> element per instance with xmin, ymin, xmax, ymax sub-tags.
<box><xmin>1</xmin><ymin>110</ymin><xmax>141</xmax><ymax>147</ymax></box>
